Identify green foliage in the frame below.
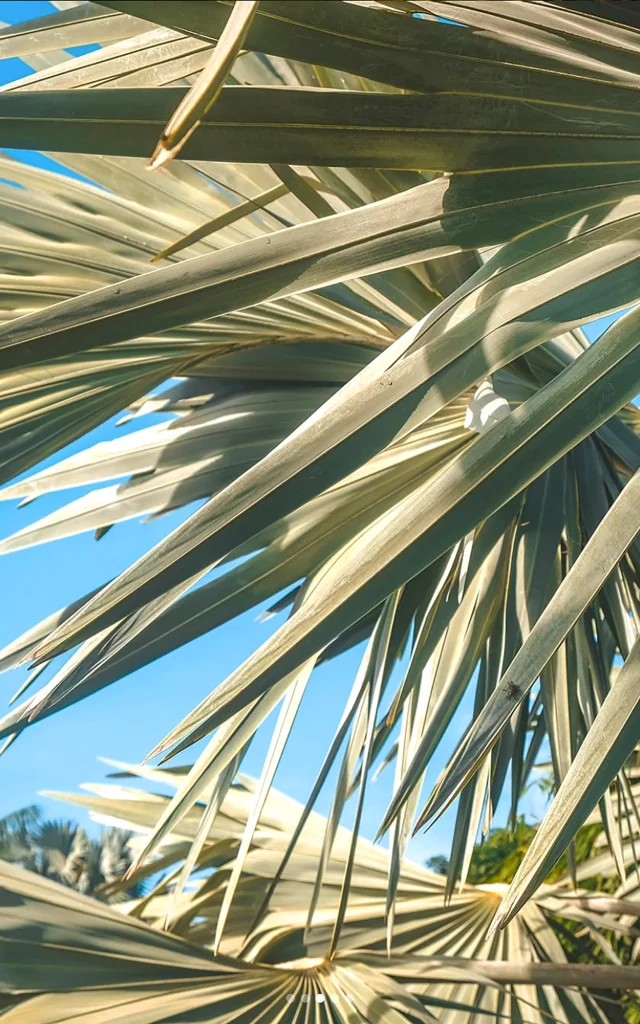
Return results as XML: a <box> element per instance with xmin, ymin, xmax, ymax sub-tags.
<box><xmin>425</xmin><ymin>853</ymin><xmax>449</xmax><ymax>876</ymax></box>
<box><xmin>466</xmin><ymin>819</ymin><xmax>605</xmax><ymax>885</ymax></box>
<box><xmin>467</xmin><ymin>820</ymin><xmax>538</xmax><ymax>885</ymax></box>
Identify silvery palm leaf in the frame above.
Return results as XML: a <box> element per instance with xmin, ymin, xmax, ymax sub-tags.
<box><xmin>1</xmin><ymin>0</ymin><xmax>640</xmax><ymax>927</ymax></box>
<box><xmin>41</xmin><ymin>760</ymin><xmax>640</xmax><ymax>1023</ymax></box>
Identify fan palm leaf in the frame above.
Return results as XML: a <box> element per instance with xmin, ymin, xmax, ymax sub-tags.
<box><xmin>39</xmin><ymin>762</ymin><xmax>640</xmax><ymax>1022</ymax></box>
<box><xmin>1</xmin><ymin>0</ymin><xmax>640</xmax><ymax>932</ymax></box>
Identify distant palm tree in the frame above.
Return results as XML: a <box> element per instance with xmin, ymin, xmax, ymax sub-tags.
<box><xmin>0</xmin><ymin>806</ymin><xmax>140</xmax><ymax>903</ymax></box>
<box><xmin>0</xmin><ymin>805</ymin><xmax>41</xmax><ymax>863</ymax></box>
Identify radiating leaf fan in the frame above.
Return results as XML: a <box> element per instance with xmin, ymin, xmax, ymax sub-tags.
<box><xmin>15</xmin><ymin>762</ymin><xmax>640</xmax><ymax>1024</ymax></box>
<box><xmin>1</xmin><ymin>0</ymin><xmax>640</xmax><ymax>976</ymax></box>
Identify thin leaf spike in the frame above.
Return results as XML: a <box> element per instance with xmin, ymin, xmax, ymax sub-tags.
<box><xmin>149</xmin><ymin>1</ymin><xmax>259</xmax><ymax>169</ymax></box>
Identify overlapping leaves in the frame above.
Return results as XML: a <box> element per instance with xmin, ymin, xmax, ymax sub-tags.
<box><xmin>30</xmin><ymin>763</ymin><xmax>640</xmax><ymax>1023</ymax></box>
<box><xmin>1</xmin><ymin>0</ymin><xmax>640</xmax><ymax>962</ymax></box>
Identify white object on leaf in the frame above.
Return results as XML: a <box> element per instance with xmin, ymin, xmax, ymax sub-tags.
<box><xmin>465</xmin><ymin>378</ymin><xmax>511</xmax><ymax>435</ymax></box>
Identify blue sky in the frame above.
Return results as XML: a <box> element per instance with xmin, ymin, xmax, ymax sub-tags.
<box><xmin>0</xmin><ymin>1</ymin><xmax>628</xmax><ymax>865</ymax></box>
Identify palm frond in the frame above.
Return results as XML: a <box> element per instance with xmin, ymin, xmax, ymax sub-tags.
<box><xmin>39</xmin><ymin>763</ymin><xmax>640</xmax><ymax>1022</ymax></box>
<box><xmin>1</xmin><ymin>0</ymin><xmax>640</xmax><ymax>946</ymax></box>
